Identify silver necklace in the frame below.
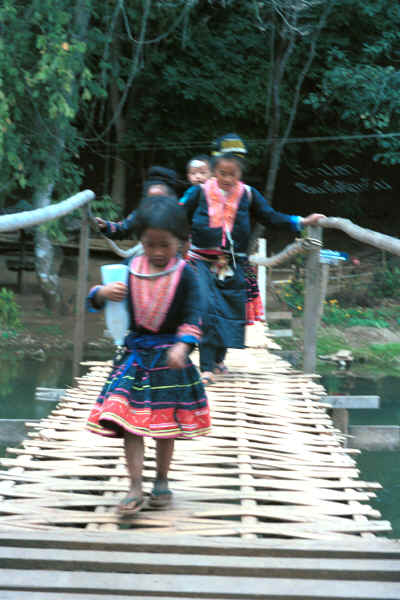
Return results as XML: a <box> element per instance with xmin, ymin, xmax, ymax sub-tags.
<box><xmin>130</xmin><ymin>259</ymin><xmax>182</xmax><ymax>279</ymax></box>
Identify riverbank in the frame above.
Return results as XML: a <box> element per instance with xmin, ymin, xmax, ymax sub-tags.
<box><xmin>0</xmin><ymin>253</ymin><xmax>115</xmax><ymax>361</ymax></box>
<box><xmin>274</xmin><ymin>314</ymin><xmax>400</xmax><ymax>378</ymax></box>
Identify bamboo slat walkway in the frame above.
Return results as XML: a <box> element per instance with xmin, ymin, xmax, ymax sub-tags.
<box><xmin>0</xmin><ymin>324</ymin><xmax>390</xmax><ymax>540</ymax></box>
<box><xmin>1</xmin><ymin>325</ymin><xmax>400</xmax><ymax>599</ymax></box>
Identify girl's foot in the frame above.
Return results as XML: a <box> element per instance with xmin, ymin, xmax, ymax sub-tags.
<box><xmin>117</xmin><ymin>482</ymin><xmax>144</xmax><ymax>515</ymax></box>
<box><xmin>201</xmin><ymin>371</ymin><xmax>215</xmax><ymax>385</ymax></box>
<box><xmin>117</xmin><ymin>494</ymin><xmax>145</xmax><ymax>515</ymax></box>
<box><xmin>149</xmin><ymin>478</ymin><xmax>172</xmax><ymax>508</ymax></box>
<box><xmin>214</xmin><ymin>362</ymin><xmax>228</xmax><ymax>374</ymax></box>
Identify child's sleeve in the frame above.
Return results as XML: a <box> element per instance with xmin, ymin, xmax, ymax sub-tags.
<box><xmin>176</xmin><ymin>265</ymin><xmax>206</xmax><ymax>345</ymax></box>
<box><xmin>86</xmin><ymin>286</ymin><xmax>104</xmax><ymax>312</ymax></box>
<box><xmin>179</xmin><ymin>185</ymin><xmax>201</xmax><ymax>224</ymax></box>
<box><xmin>250</xmin><ymin>187</ymin><xmax>302</xmax><ymax>232</ymax></box>
<box><xmin>103</xmin><ymin>210</ymin><xmax>138</xmax><ymax>240</ymax></box>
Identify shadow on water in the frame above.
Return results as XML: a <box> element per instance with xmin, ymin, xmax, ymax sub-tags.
<box><xmin>321</xmin><ymin>371</ymin><xmax>400</xmax><ymax>539</ymax></box>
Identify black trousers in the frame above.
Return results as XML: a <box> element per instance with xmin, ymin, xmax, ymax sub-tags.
<box><xmin>199</xmin><ymin>344</ymin><xmax>227</xmax><ymax>372</ymax></box>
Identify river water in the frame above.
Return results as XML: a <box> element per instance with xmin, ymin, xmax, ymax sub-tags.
<box><xmin>321</xmin><ymin>372</ymin><xmax>400</xmax><ymax>539</ymax></box>
<box><xmin>0</xmin><ymin>352</ymin><xmax>399</xmax><ymax>537</ymax></box>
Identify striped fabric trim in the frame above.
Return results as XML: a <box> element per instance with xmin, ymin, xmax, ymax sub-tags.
<box><xmin>203</xmin><ymin>177</ymin><xmax>243</xmax><ymax>245</ymax></box>
<box><xmin>88</xmin><ymin>412</ymin><xmax>211</xmax><ymax>439</ymax></box>
<box><xmin>177</xmin><ymin>323</ymin><xmax>202</xmax><ymax>342</ymax></box>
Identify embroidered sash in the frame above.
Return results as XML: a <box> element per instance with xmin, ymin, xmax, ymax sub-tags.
<box><xmin>130</xmin><ymin>256</ymin><xmax>186</xmax><ymax>332</ymax></box>
<box><xmin>203</xmin><ymin>177</ymin><xmax>244</xmax><ymax>246</ymax></box>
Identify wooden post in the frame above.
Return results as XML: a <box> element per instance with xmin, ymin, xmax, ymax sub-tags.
<box><xmin>72</xmin><ymin>205</ymin><xmax>90</xmax><ymax>380</ymax></box>
<box><xmin>17</xmin><ymin>229</ymin><xmax>26</xmax><ymax>293</ymax></box>
<box><xmin>303</xmin><ymin>225</ymin><xmax>323</xmax><ymax>373</ymax></box>
<box><xmin>331</xmin><ymin>408</ymin><xmax>349</xmax><ymax>446</ymax></box>
<box><xmin>257</xmin><ymin>238</ymin><xmax>267</xmax><ymax>315</ymax></box>
<box><xmin>317</xmin><ymin>262</ymin><xmax>329</xmax><ymax>322</ymax></box>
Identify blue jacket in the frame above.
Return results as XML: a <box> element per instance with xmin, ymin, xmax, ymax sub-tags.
<box><xmin>180</xmin><ymin>184</ymin><xmax>301</xmax><ymax>254</ymax></box>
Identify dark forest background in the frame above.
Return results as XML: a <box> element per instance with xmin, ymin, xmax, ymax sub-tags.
<box><xmin>1</xmin><ymin>1</ymin><xmax>400</xmax><ymax>242</ymax></box>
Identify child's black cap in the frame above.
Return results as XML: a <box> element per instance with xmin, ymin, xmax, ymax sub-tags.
<box><xmin>146</xmin><ymin>166</ymin><xmax>179</xmax><ymax>192</ymax></box>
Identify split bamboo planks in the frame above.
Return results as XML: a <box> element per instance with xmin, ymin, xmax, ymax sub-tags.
<box><xmin>0</xmin><ymin>324</ymin><xmax>391</xmax><ymax>539</ymax></box>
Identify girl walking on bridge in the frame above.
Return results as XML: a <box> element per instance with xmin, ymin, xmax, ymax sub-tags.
<box><xmin>86</xmin><ymin>196</ymin><xmax>211</xmax><ymax>515</ymax></box>
<box><xmin>180</xmin><ymin>133</ymin><xmax>325</xmax><ymax>385</ymax></box>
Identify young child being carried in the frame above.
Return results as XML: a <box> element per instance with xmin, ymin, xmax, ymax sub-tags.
<box><xmin>186</xmin><ymin>155</ymin><xmax>212</xmax><ymax>186</ymax></box>
<box><xmin>86</xmin><ymin>196</ymin><xmax>211</xmax><ymax>515</ymax></box>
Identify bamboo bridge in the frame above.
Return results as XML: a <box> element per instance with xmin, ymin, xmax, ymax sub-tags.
<box><xmin>0</xmin><ymin>325</ymin><xmax>399</xmax><ymax>599</ymax></box>
<box><xmin>1</xmin><ymin>194</ymin><xmax>400</xmax><ymax>597</ymax></box>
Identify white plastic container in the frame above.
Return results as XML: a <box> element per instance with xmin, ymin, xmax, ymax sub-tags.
<box><xmin>100</xmin><ymin>264</ymin><xmax>129</xmax><ymax>346</ymax></box>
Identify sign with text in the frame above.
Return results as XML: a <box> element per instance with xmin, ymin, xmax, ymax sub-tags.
<box><xmin>294</xmin><ymin>163</ymin><xmax>392</xmax><ymax>195</ymax></box>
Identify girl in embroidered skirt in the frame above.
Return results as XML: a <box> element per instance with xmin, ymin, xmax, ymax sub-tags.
<box><xmin>180</xmin><ymin>133</ymin><xmax>325</xmax><ymax>385</ymax></box>
<box><xmin>87</xmin><ymin>196</ymin><xmax>211</xmax><ymax>515</ymax></box>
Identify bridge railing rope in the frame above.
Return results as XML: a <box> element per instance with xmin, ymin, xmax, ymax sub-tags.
<box><xmin>0</xmin><ymin>190</ymin><xmax>94</xmax><ymax>232</ymax></box>
<box><xmin>0</xmin><ymin>190</ymin><xmax>95</xmax><ymax>377</ymax></box>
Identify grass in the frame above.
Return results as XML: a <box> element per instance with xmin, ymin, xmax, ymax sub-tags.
<box><xmin>269</xmin><ymin>318</ymin><xmax>400</xmax><ymax>376</ymax></box>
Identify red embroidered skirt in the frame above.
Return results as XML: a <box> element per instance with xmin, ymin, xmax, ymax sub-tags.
<box><xmin>87</xmin><ymin>345</ymin><xmax>211</xmax><ymax>439</ymax></box>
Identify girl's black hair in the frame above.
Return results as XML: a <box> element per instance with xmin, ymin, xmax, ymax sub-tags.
<box><xmin>212</xmin><ymin>152</ymin><xmax>246</xmax><ymax>173</ymax></box>
<box><xmin>133</xmin><ymin>195</ymin><xmax>189</xmax><ymax>242</ymax></box>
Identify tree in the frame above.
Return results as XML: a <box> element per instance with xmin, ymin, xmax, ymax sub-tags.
<box><xmin>305</xmin><ymin>1</ymin><xmax>400</xmax><ymax>166</ymax></box>
<box><xmin>0</xmin><ymin>0</ymin><xmax>96</xmax><ymax>309</ymax></box>
<box><xmin>255</xmin><ymin>0</ymin><xmax>333</xmax><ymax>202</ymax></box>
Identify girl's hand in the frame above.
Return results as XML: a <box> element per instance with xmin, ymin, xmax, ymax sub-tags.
<box><xmin>98</xmin><ymin>282</ymin><xmax>127</xmax><ymax>302</ymax></box>
<box><xmin>302</xmin><ymin>213</ymin><xmax>326</xmax><ymax>226</ymax></box>
<box><xmin>167</xmin><ymin>342</ymin><xmax>189</xmax><ymax>369</ymax></box>
<box><xmin>95</xmin><ymin>217</ymin><xmax>107</xmax><ymax>229</ymax></box>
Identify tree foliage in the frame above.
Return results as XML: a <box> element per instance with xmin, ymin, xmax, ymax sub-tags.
<box><xmin>303</xmin><ymin>0</ymin><xmax>400</xmax><ymax>165</ymax></box>
<box><xmin>1</xmin><ymin>0</ymin><xmax>399</xmax><ymax>217</ymax></box>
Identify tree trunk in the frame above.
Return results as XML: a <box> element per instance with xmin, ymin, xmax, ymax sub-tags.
<box><xmin>31</xmin><ymin>0</ymin><xmax>91</xmax><ymax>311</ymax></box>
<box><xmin>110</xmin><ymin>80</ymin><xmax>127</xmax><ymax>210</ymax></box>
<box><xmin>33</xmin><ymin>183</ymin><xmax>64</xmax><ymax>312</ymax></box>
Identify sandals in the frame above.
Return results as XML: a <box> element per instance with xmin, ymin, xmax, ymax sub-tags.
<box><xmin>117</xmin><ymin>494</ymin><xmax>145</xmax><ymax>516</ymax></box>
<box><xmin>201</xmin><ymin>371</ymin><xmax>215</xmax><ymax>385</ymax></box>
<box><xmin>149</xmin><ymin>480</ymin><xmax>173</xmax><ymax>508</ymax></box>
<box><xmin>214</xmin><ymin>363</ymin><xmax>228</xmax><ymax>374</ymax></box>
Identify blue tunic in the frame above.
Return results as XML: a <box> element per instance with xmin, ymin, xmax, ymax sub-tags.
<box><xmin>180</xmin><ymin>184</ymin><xmax>301</xmax><ymax>253</ymax></box>
<box><xmin>180</xmin><ymin>184</ymin><xmax>301</xmax><ymax>353</ymax></box>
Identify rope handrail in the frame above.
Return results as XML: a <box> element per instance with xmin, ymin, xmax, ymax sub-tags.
<box><xmin>88</xmin><ymin>211</ymin><xmax>141</xmax><ymax>258</ymax></box>
<box><xmin>0</xmin><ymin>190</ymin><xmax>95</xmax><ymax>233</ymax></box>
<box><xmin>250</xmin><ymin>216</ymin><xmax>400</xmax><ymax>267</ymax></box>
<box><xmin>250</xmin><ymin>237</ymin><xmax>321</xmax><ymax>268</ymax></box>
<box><xmin>319</xmin><ymin>217</ymin><xmax>400</xmax><ymax>257</ymax></box>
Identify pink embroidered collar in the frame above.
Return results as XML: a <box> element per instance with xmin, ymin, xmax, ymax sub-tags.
<box><xmin>129</xmin><ymin>256</ymin><xmax>185</xmax><ymax>332</ymax></box>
